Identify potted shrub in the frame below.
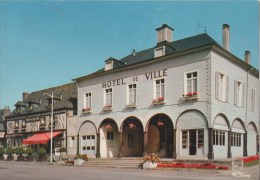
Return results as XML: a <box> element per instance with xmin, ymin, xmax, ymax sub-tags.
<box><xmin>59</xmin><ymin>147</ymin><xmax>67</xmax><ymax>158</ymax></box>
<box><xmin>37</xmin><ymin>147</ymin><xmax>46</xmax><ymax>161</ymax></box>
<box><xmin>0</xmin><ymin>147</ymin><xmax>4</xmax><ymax>160</ymax></box>
<box><xmin>74</xmin><ymin>154</ymin><xmax>88</xmax><ymax>166</ymax></box>
<box><xmin>25</xmin><ymin>147</ymin><xmax>34</xmax><ymax>161</ymax></box>
<box><xmin>32</xmin><ymin>152</ymin><xmax>39</xmax><ymax>162</ymax></box>
<box><xmin>15</xmin><ymin>147</ymin><xmax>25</xmax><ymax>161</ymax></box>
<box><xmin>5</xmin><ymin>147</ymin><xmax>14</xmax><ymax>161</ymax></box>
<box><xmin>143</xmin><ymin>153</ymin><xmax>160</xmax><ymax>169</ymax></box>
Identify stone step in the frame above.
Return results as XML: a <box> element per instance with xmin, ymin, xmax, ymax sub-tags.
<box><xmin>85</xmin><ymin>158</ymin><xmax>143</xmax><ymax>169</ymax></box>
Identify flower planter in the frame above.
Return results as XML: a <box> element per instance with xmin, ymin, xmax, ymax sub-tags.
<box><xmin>82</xmin><ymin>108</ymin><xmax>91</xmax><ymax>114</ymax></box>
<box><xmin>3</xmin><ymin>154</ymin><xmax>8</xmax><ymax>160</ymax></box>
<box><xmin>103</xmin><ymin>106</ymin><xmax>112</xmax><ymax>112</ymax></box>
<box><xmin>13</xmin><ymin>154</ymin><xmax>18</xmax><ymax>161</ymax></box>
<box><xmin>182</xmin><ymin>94</ymin><xmax>199</xmax><ymax>101</ymax></box>
<box><xmin>125</xmin><ymin>104</ymin><xmax>137</xmax><ymax>109</ymax></box>
<box><xmin>143</xmin><ymin>161</ymin><xmax>158</xmax><ymax>169</ymax></box>
<box><xmin>152</xmin><ymin>101</ymin><xmax>165</xmax><ymax>106</ymax></box>
<box><xmin>74</xmin><ymin>159</ymin><xmax>85</xmax><ymax>166</ymax></box>
<box><xmin>60</xmin><ymin>152</ymin><xmax>66</xmax><ymax>158</ymax></box>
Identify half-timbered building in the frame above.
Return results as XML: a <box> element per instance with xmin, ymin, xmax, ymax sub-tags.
<box><xmin>5</xmin><ymin>83</ymin><xmax>77</xmax><ymax>154</ymax></box>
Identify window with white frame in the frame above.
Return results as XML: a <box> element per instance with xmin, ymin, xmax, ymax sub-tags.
<box><xmin>213</xmin><ymin>130</ymin><xmax>225</xmax><ymax>146</ymax></box>
<box><xmin>128</xmin><ymin>84</ymin><xmax>137</xmax><ymax>105</ymax></box>
<box><xmin>215</xmin><ymin>72</ymin><xmax>229</xmax><ymax>102</ymax></box>
<box><xmin>234</xmin><ymin>80</ymin><xmax>244</xmax><ymax>107</ymax></box>
<box><xmin>251</xmin><ymin>88</ymin><xmax>256</xmax><ymax>111</ymax></box>
<box><xmin>185</xmin><ymin>71</ymin><xmax>198</xmax><ymax>94</ymax></box>
<box><xmin>105</xmin><ymin>88</ymin><xmax>112</xmax><ymax>106</ymax></box>
<box><xmin>155</xmin><ymin>79</ymin><xmax>165</xmax><ymax>100</ymax></box>
<box><xmin>85</xmin><ymin>93</ymin><xmax>92</xmax><ymax>110</ymax></box>
<box><xmin>231</xmin><ymin>132</ymin><xmax>241</xmax><ymax>147</ymax></box>
<box><xmin>69</xmin><ymin>136</ymin><xmax>75</xmax><ymax>148</ymax></box>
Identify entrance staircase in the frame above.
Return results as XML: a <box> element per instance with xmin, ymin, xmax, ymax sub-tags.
<box><xmin>85</xmin><ymin>158</ymin><xmax>144</xmax><ymax>169</ymax></box>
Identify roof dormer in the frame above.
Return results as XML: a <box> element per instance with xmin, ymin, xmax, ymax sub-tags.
<box><xmin>14</xmin><ymin>101</ymin><xmax>27</xmax><ymax>114</ymax></box>
<box><xmin>105</xmin><ymin>57</ymin><xmax>125</xmax><ymax>71</ymax></box>
<box><xmin>28</xmin><ymin>100</ymin><xmax>40</xmax><ymax>112</ymax></box>
<box><xmin>105</xmin><ymin>57</ymin><xmax>115</xmax><ymax>71</ymax></box>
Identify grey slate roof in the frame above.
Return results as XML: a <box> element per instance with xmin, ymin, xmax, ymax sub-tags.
<box><xmin>0</xmin><ymin>109</ymin><xmax>6</xmax><ymax>131</ymax></box>
<box><xmin>75</xmin><ymin>33</ymin><xmax>220</xmax><ymax>80</ymax></box>
<box><xmin>121</xmin><ymin>33</ymin><xmax>218</xmax><ymax>65</ymax></box>
<box><xmin>6</xmin><ymin>82</ymin><xmax>77</xmax><ymax>118</ymax></box>
<box><xmin>0</xmin><ymin>115</ymin><xmax>4</xmax><ymax>131</ymax></box>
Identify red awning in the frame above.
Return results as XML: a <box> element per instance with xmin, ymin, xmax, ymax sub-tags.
<box><xmin>22</xmin><ymin>131</ymin><xmax>62</xmax><ymax>145</ymax></box>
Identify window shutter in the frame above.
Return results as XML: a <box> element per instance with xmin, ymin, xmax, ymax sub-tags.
<box><xmin>242</xmin><ymin>83</ymin><xmax>245</xmax><ymax>107</ymax></box>
<box><xmin>251</xmin><ymin>89</ymin><xmax>255</xmax><ymax>110</ymax></box>
<box><xmin>215</xmin><ymin>72</ymin><xmax>220</xmax><ymax>100</ymax></box>
<box><xmin>225</xmin><ymin>75</ymin><xmax>229</xmax><ymax>102</ymax></box>
<box><xmin>234</xmin><ymin>80</ymin><xmax>237</xmax><ymax>106</ymax></box>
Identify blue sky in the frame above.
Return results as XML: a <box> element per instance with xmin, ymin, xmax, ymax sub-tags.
<box><xmin>0</xmin><ymin>1</ymin><xmax>259</xmax><ymax>110</ymax></box>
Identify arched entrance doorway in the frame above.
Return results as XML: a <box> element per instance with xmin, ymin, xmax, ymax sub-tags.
<box><xmin>147</xmin><ymin>114</ymin><xmax>173</xmax><ymax>158</ymax></box>
<box><xmin>121</xmin><ymin>117</ymin><xmax>143</xmax><ymax>157</ymax></box>
<box><xmin>176</xmin><ymin>110</ymin><xmax>208</xmax><ymax>158</ymax></box>
<box><xmin>99</xmin><ymin>118</ymin><xmax>119</xmax><ymax>158</ymax></box>
<box><xmin>231</xmin><ymin>119</ymin><xmax>246</xmax><ymax>157</ymax></box>
<box><xmin>213</xmin><ymin>114</ymin><xmax>230</xmax><ymax>159</ymax></box>
<box><xmin>247</xmin><ymin>122</ymin><xmax>258</xmax><ymax>156</ymax></box>
<box><xmin>78</xmin><ymin>121</ymin><xmax>97</xmax><ymax>158</ymax></box>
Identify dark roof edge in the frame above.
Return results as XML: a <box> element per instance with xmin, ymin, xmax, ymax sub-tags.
<box><xmin>212</xmin><ymin>44</ymin><xmax>259</xmax><ymax>78</ymax></box>
<box><xmin>5</xmin><ymin>107</ymin><xmax>73</xmax><ymax>120</ymax></box>
<box><xmin>29</xmin><ymin>82</ymin><xmax>76</xmax><ymax>94</ymax></box>
<box><xmin>73</xmin><ymin>44</ymin><xmax>214</xmax><ymax>82</ymax></box>
<box><xmin>74</xmin><ymin>43</ymin><xmax>259</xmax><ymax>82</ymax></box>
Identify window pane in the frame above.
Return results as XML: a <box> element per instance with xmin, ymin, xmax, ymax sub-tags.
<box><xmin>187</xmin><ymin>73</ymin><xmax>191</xmax><ymax>78</ymax></box>
<box><xmin>193</xmin><ymin>79</ymin><xmax>197</xmax><ymax>92</ymax></box>
<box><xmin>182</xmin><ymin>131</ymin><xmax>188</xmax><ymax>148</ymax></box>
<box><xmin>193</xmin><ymin>72</ymin><xmax>197</xmax><ymax>77</ymax></box>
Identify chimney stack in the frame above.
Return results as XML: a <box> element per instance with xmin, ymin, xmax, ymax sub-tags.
<box><xmin>156</xmin><ymin>24</ymin><xmax>174</xmax><ymax>44</ymax></box>
<box><xmin>222</xmin><ymin>24</ymin><xmax>230</xmax><ymax>51</ymax></box>
<box><xmin>2</xmin><ymin>106</ymin><xmax>11</xmax><ymax>117</ymax></box>
<box><xmin>245</xmin><ymin>50</ymin><xmax>251</xmax><ymax>64</ymax></box>
<box><xmin>23</xmin><ymin>92</ymin><xmax>30</xmax><ymax>101</ymax></box>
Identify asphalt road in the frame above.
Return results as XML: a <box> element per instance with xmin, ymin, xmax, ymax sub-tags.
<box><xmin>0</xmin><ymin>161</ymin><xmax>258</xmax><ymax>180</ymax></box>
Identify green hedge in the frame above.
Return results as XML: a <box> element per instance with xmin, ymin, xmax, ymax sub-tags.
<box><xmin>6</xmin><ymin>147</ymin><xmax>14</xmax><ymax>156</ymax></box>
<box><xmin>37</xmin><ymin>147</ymin><xmax>46</xmax><ymax>157</ymax></box>
<box><xmin>0</xmin><ymin>147</ymin><xmax>4</xmax><ymax>156</ymax></box>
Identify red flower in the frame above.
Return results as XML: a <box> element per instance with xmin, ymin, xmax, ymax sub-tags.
<box><xmin>82</xmin><ymin>108</ymin><xmax>91</xmax><ymax>111</ymax></box>
<box><xmin>193</xmin><ymin>92</ymin><xmax>198</xmax><ymax>95</ymax></box>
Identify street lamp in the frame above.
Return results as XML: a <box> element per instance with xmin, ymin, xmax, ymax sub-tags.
<box><xmin>43</xmin><ymin>92</ymin><xmax>53</xmax><ymax>163</ymax></box>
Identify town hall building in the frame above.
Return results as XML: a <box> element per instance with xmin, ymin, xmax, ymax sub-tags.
<box><xmin>73</xmin><ymin>24</ymin><xmax>259</xmax><ymax>160</ymax></box>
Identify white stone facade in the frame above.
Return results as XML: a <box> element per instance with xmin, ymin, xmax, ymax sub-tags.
<box><xmin>74</xmin><ymin>25</ymin><xmax>259</xmax><ymax>160</ymax></box>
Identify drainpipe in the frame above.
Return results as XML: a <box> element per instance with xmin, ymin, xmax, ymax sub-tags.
<box><xmin>245</xmin><ymin>67</ymin><xmax>253</xmax><ymax>126</ymax></box>
<box><xmin>244</xmin><ymin>67</ymin><xmax>253</xmax><ymax>157</ymax></box>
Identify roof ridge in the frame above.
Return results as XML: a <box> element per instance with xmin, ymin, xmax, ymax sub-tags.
<box><xmin>30</xmin><ymin>82</ymin><xmax>76</xmax><ymax>94</ymax></box>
